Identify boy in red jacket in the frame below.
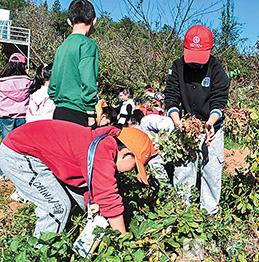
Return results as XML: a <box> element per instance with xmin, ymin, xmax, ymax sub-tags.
<box><xmin>0</xmin><ymin>120</ymin><xmax>156</xmax><ymax>236</ymax></box>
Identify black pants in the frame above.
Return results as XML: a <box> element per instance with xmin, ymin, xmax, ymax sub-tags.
<box><xmin>53</xmin><ymin>107</ymin><xmax>90</xmax><ymax>127</ymax></box>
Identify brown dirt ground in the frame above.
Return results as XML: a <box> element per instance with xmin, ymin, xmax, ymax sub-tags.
<box><xmin>0</xmin><ymin>148</ymin><xmax>249</xmax><ymax>218</ymax></box>
<box><xmin>0</xmin><ymin>181</ymin><xmax>24</xmax><ymax>219</ymax></box>
<box><xmin>224</xmin><ymin>148</ymin><xmax>250</xmax><ymax>175</ymax></box>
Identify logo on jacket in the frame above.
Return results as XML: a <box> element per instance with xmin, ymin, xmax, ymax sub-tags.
<box><xmin>201</xmin><ymin>77</ymin><xmax>210</xmax><ymax>88</ymax></box>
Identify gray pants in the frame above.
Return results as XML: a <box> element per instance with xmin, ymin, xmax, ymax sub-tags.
<box><xmin>173</xmin><ymin>127</ymin><xmax>224</xmax><ymax>214</ymax></box>
<box><xmin>0</xmin><ymin>144</ymin><xmax>85</xmax><ymax>238</ymax></box>
<box><xmin>148</xmin><ymin>154</ymin><xmax>170</xmax><ymax>182</ymax></box>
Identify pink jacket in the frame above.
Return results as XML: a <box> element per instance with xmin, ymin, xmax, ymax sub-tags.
<box><xmin>0</xmin><ymin>75</ymin><xmax>32</xmax><ymax>118</ymax></box>
<box><xmin>26</xmin><ymin>85</ymin><xmax>56</xmax><ymax>123</ymax></box>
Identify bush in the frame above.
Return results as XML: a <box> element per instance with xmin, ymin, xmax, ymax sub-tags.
<box><xmin>1</xmin><ymin>171</ymin><xmax>258</xmax><ymax>261</ymax></box>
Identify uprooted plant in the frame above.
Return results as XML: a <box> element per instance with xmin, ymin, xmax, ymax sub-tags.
<box><xmin>156</xmin><ymin>116</ymin><xmax>205</xmax><ymax>165</ymax></box>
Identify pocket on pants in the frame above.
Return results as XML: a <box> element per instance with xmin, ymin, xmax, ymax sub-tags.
<box><xmin>217</xmin><ymin>155</ymin><xmax>224</xmax><ymax>164</ymax></box>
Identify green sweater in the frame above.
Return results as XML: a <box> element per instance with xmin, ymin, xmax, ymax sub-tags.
<box><xmin>48</xmin><ymin>34</ymin><xmax>99</xmax><ymax>112</ymax></box>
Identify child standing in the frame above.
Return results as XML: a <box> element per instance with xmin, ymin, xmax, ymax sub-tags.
<box><xmin>48</xmin><ymin>0</ymin><xmax>98</xmax><ymax>127</ymax></box>
<box><xmin>26</xmin><ymin>63</ymin><xmax>55</xmax><ymax>123</ymax></box>
<box><xmin>0</xmin><ymin>53</ymin><xmax>32</xmax><ymax>139</ymax></box>
<box><xmin>117</xmin><ymin>87</ymin><xmax>135</xmax><ymax>125</ymax></box>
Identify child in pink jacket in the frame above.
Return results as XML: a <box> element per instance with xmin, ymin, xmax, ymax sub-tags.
<box><xmin>26</xmin><ymin>63</ymin><xmax>55</xmax><ymax>123</ymax></box>
<box><xmin>0</xmin><ymin>53</ymin><xmax>32</xmax><ymax>139</ymax></box>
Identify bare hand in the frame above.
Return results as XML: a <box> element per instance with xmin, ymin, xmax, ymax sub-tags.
<box><xmin>205</xmin><ymin>121</ymin><xmax>215</xmax><ymax>146</ymax></box>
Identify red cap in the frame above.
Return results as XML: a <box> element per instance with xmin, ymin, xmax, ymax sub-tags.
<box><xmin>183</xmin><ymin>25</ymin><xmax>214</xmax><ymax>64</ymax></box>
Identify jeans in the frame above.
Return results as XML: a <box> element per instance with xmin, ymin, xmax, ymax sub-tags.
<box><xmin>0</xmin><ymin>117</ymin><xmax>26</xmax><ymax>140</ymax></box>
<box><xmin>0</xmin><ymin>117</ymin><xmax>26</xmax><ymax>178</ymax></box>
<box><xmin>173</xmin><ymin>127</ymin><xmax>224</xmax><ymax>215</ymax></box>
<box><xmin>0</xmin><ymin>143</ymin><xmax>85</xmax><ymax>238</ymax></box>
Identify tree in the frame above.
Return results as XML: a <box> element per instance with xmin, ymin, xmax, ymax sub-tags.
<box><xmin>41</xmin><ymin>0</ymin><xmax>48</xmax><ymax>10</ymax></box>
<box><xmin>213</xmin><ymin>0</ymin><xmax>244</xmax><ymax>74</ymax></box>
<box><xmin>52</xmin><ymin>0</ymin><xmax>61</xmax><ymax>13</ymax></box>
<box><xmin>0</xmin><ymin>0</ymin><xmax>26</xmax><ymax>11</ymax></box>
<box><xmin>50</xmin><ymin>0</ymin><xmax>70</xmax><ymax>39</ymax></box>
<box><xmin>94</xmin><ymin>16</ymin><xmax>182</xmax><ymax>97</ymax></box>
<box><xmin>219</xmin><ymin>0</ymin><xmax>240</xmax><ymax>50</ymax></box>
<box><xmin>12</xmin><ymin>3</ymin><xmax>63</xmax><ymax>65</ymax></box>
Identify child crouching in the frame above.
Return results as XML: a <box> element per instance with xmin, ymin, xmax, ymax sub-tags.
<box><xmin>0</xmin><ymin>120</ymin><xmax>156</xmax><ymax>236</ymax></box>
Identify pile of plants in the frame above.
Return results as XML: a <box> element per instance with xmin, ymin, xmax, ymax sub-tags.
<box><xmin>156</xmin><ymin>116</ymin><xmax>205</xmax><ymax>165</ymax></box>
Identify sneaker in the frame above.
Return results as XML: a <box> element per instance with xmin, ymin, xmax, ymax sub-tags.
<box><xmin>0</xmin><ymin>175</ymin><xmax>8</xmax><ymax>181</ymax></box>
<box><xmin>10</xmin><ymin>190</ymin><xmax>29</xmax><ymax>203</ymax></box>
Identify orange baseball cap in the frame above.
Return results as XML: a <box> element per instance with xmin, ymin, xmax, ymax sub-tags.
<box><xmin>117</xmin><ymin>127</ymin><xmax>157</xmax><ymax>184</ymax></box>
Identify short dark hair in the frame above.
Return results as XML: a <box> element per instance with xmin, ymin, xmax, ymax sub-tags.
<box><xmin>68</xmin><ymin>0</ymin><xmax>96</xmax><ymax>25</ymax></box>
<box><xmin>30</xmin><ymin>63</ymin><xmax>53</xmax><ymax>94</ymax></box>
<box><xmin>115</xmin><ymin>138</ymin><xmax>126</xmax><ymax>151</ymax></box>
<box><xmin>102</xmin><ymin>106</ymin><xmax>118</xmax><ymax>125</ymax></box>
<box><xmin>119</xmin><ymin>87</ymin><xmax>134</xmax><ymax>98</ymax></box>
<box><xmin>128</xmin><ymin>109</ymin><xmax>144</xmax><ymax>126</ymax></box>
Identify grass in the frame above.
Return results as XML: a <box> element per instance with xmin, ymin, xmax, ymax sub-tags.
<box><xmin>224</xmin><ymin>136</ymin><xmax>247</xmax><ymax>150</ymax></box>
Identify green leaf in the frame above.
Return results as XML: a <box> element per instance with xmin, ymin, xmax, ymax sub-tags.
<box><xmin>10</xmin><ymin>239</ymin><xmax>20</xmax><ymax>252</ymax></box>
<box><xmin>98</xmin><ymin>240</ymin><xmax>106</xmax><ymax>253</ymax></box>
<box><xmin>49</xmin><ymin>258</ymin><xmax>58</xmax><ymax>262</ymax></box>
<box><xmin>170</xmin><ymin>253</ymin><xmax>177</xmax><ymax>261</ymax></box>
<box><xmin>124</xmin><ymin>254</ymin><xmax>133</xmax><ymax>260</ymax></box>
<box><xmin>118</xmin><ymin>232</ymin><xmax>132</xmax><ymax>242</ymax></box>
<box><xmin>28</xmin><ymin>237</ymin><xmax>38</xmax><ymax>247</ymax></box>
<box><xmin>167</xmin><ymin>238</ymin><xmax>181</xmax><ymax>248</ymax></box>
<box><xmin>138</xmin><ymin>220</ymin><xmax>156</xmax><ymax>236</ymax></box>
<box><xmin>131</xmin><ymin>225</ymin><xmax>140</xmax><ymax>239</ymax></box>
<box><xmin>102</xmin><ymin>246</ymin><xmax>114</xmax><ymax>257</ymax></box>
<box><xmin>133</xmin><ymin>249</ymin><xmax>145</xmax><ymax>262</ymax></box>
<box><xmin>39</xmin><ymin>232</ymin><xmax>57</xmax><ymax>242</ymax></box>
<box><xmin>241</xmin><ymin>205</ymin><xmax>246</xmax><ymax>214</ymax></box>
<box><xmin>188</xmin><ymin>222</ymin><xmax>199</xmax><ymax>228</ymax></box>
<box><xmin>148</xmin><ymin>212</ymin><xmax>158</xmax><ymax>219</ymax></box>
<box><xmin>52</xmin><ymin>240</ymin><xmax>64</xmax><ymax>250</ymax></box>
<box><xmin>250</xmin><ymin>111</ymin><xmax>258</xmax><ymax>120</ymax></box>
<box><xmin>160</xmin><ymin>256</ymin><xmax>168</xmax><ymax>262</ymax></box>
<box><xmin>237</xmin><ymin>202</ymin><xmax>243</xmax><ymax>210</ymax></box>
<box><xmin>15</xmin><ymin>250</ymin><xmax>27</xmax><ymax>262</ymax></box>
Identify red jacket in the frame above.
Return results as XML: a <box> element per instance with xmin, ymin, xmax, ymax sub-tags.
<box><xmin>3</xmin><ymin>120</ymin><xmax>123</xmax><ymax>218</ymax></box>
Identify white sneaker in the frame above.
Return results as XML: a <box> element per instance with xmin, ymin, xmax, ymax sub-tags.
<box><xmin>10</xmin><ymin>190</ymin><xmax>29</xmax><ymax>203</ymax></box>
<box><xmin>0</xmin><ymin>175</ymin><xmax>8</xmax><ymax>181</ymax></box>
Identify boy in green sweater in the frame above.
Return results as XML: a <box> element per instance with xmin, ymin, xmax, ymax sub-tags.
<box><xmin>48</xmin><ymin>0</ymin><xmax>98</xmax><ymax>127</ymax></box>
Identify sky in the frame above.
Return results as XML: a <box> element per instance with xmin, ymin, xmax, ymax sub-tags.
<box><xmin>48</xmin><ymin>0</ymin><xmax>258</xmax><ymax>47</ymax></box>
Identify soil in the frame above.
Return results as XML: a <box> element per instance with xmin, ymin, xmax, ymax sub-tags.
<box><xmin>224</xmin><ymin>148</ymin><xmax>250</xmax><ymax>175</ymax></box>
<box><xmin>0</xmin><ymin>181</ymin><xmax>24</xmax><ymax>219</ymax></box>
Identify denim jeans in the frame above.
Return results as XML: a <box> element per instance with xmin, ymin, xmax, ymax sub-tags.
<box><xmin>0</xmin><ymin>143</ymin><xmax>85</xmax><ymax>238</ymax></box>
<box><xmin>173</xmin><ymin>127</ymin><xmax>224</xmax><ymax>215</ymax></box>
<box><xmin>0</xmin><ymin>117</ymin><xmax>26</xmax><ymax>140</ymax></box>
